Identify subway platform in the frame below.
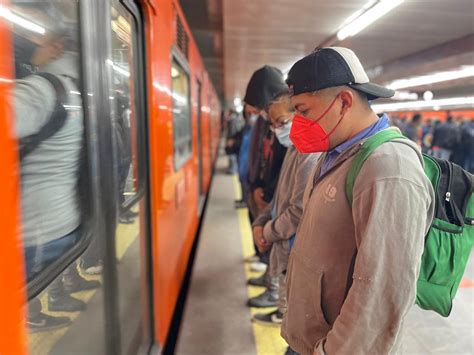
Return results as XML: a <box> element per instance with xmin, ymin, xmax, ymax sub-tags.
<box><xmin>176</xmin><ymin>155</ymin><xmax>474</xmax><ymax>355</ymax></box>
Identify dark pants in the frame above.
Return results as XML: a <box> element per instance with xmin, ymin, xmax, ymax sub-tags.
<box><xmin>25</xmin><ymin>227</ymin><xmax>81</xmax><ymax>318</ymax></box>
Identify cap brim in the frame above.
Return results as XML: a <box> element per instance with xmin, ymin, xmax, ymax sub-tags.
<box><xmin>349</xmin><ymin>82</ymin><xmax>395</xmax><ymax>100</ymax></box>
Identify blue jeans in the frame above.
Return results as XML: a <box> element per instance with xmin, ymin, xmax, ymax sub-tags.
<box><xmin>24</xmin><ymin>227</ymin><xmax>81</xmax><ymax>282</ymax></box>
<box><xmin>25</xmin><ymin>227</ymin><xmax>81</xmax><ymax>318</ymax></box>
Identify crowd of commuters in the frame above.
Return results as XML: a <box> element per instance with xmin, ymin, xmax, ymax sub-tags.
<box><xmin>393</xmin><ymin>114</ymin><xmax>473</xmax><ymax>172</ymax></box>
<box><xmin>223</xmin><ymin>46</ymin><xmax>472</xmax><ymax>355</ymax></box>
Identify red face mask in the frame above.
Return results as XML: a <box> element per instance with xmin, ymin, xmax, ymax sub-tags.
<box><xmin>289</xmin><ymin>94</ymin><xmax>346</xmax><ymax>153</ymax></box>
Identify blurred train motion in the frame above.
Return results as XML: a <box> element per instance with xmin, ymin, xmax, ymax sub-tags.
<box><xmin>0</xmin><ymin>0</ymin><xmax>220</xmax><ymax>353</ymax></box>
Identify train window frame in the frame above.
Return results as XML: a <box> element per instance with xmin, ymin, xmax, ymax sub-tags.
<box><xmin>171</xmin><ymin>46</ymin><xmax>192</xmax><ymax>171</ymax></box>
<box><xmin>11</xmin><ymin>0</ymin><xmax>96</xmax><ymax>301</ymax></box>
<box><xmin>111</xmin><ymin>0</ymin><xmax>149</xmax><ymax>213</ymax></box>
<box><xmin>108</xmin><ymin>0</ymin><xmax>155</xmax><ymax>352</ymax></box>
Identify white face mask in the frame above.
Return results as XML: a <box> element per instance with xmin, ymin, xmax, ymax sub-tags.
<box><xmin>248</xmin><ymin>113</ymin><xmax>259</xmax><ymax>125</ymax></box>
<box><xmin>274</xmin><ymin>121</ymin><xmax>293</xmax><ymax>147</ymax></box>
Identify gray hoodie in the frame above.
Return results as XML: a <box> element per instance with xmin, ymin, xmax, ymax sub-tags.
<box><xmin>14</xmin><ymin>52</ymin><xmax>84</xmax><ymax>247</ymax></box>
<box><xmin>281</xmin><ymin>130</ymin><xmax>435</xmax><ymax>355</ymax></box>
<box><xmin>254</xmin><ymin>146</ymin><xmax>321</xmax><ymax>277</ymax></box>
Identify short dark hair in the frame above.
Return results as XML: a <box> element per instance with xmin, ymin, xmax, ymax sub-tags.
<box><xmin>412</xmin><ymin>114</ymin><xmax>422</xmax><ymax>123</ymax></box>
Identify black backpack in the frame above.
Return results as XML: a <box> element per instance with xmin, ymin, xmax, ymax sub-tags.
<box><xmin>19</xmin><ymin>72</ymin><xmax>68</xmax><ymax>160</ymax></box>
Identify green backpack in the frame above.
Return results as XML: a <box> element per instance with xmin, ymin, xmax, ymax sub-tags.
<box><xmin>346</xmin><ymin>129</ymin><xmax>474</xmax><ymax>317</ymax></box>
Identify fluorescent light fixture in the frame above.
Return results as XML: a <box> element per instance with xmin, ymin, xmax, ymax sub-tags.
<box><xmin>423</xmin><ymin>91</ymin><xmax>434</xmax><ymax>101</ymax></box>
<box><xmin>337</xmin><ymin>0</ymin><xmax>404</xmax><ymax>41</ymax></box>
<box><xmin>392</xmin><ymin>91</ymin><xmax>418</xmax><ymax>101</ymax></box>
<box><xmin>387</xmin><ymin>66</ymin><xmax>474</xmax><ymax>90</ymax></box>
<box><xmin>340</xmin><ymin>0</ymin><xmax>377</xmax><ymax>27</ymax></box>
<box><xmin>372</xmin><ymin>96</ymin><xmax>474</xmax><ymax>113</ymax></box>
<box><xmin>236</xmin><ymin>104</ymin><xmax>243</xmax><ymax>113</ymax></box>
<box><xmin>0</xmin><ymin>7</ymin><xmax>45</xmax><ymax>35</ymax></box>
<box><xmin>106</xmin><ymin>59</ymin><xmax>130</xmax><ymax>78</ymax></box>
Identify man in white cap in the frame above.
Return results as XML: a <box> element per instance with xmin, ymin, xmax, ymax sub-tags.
<box><xmin>281</xmin><ymin>47</ymin><xmax>434</xmax><ymax>354</ymax></box>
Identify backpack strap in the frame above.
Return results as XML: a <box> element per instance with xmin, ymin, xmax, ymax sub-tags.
<box><xmin>346</xmin><ymin>129</ymin><xmax>406</xmax><ymax>204</ymax></box>
<box><xmin>19</xmin><ymin>72</ymin><xmax>68</xmax><ymax>160</ymax></box>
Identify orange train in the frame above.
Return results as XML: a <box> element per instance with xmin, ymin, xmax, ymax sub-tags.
<box><xmin>0</xmin><ymin>0</ymin><xmax>220</xmax><ymax>353</ymax></box>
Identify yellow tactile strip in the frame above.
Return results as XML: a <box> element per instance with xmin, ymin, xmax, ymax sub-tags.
<box><xmin>234</xmin><ymin>176</ymin><xmax>287</xmax><ymax>355</ymax></box>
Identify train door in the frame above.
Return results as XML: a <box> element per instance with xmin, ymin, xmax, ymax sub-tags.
<box><xmin>4</xmin><ymin>0</ymin><xmax>153</xmax><ymax>353</ymax></box>
<box><xmin>196</xmin><ymin>80</ymin><xmax>205</xmax><ymax>210</ymax></box>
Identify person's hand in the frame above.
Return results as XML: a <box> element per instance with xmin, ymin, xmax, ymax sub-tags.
<box><xmin>253</xmin><ymin>225</ymin><xmax>272</xmax><ymax>253</ymax></box>
<box><xmin>253</xmin><ymin>188</ymin><xmax>268</xmax><ymax>211</ymax></box>
<box><xmin>31</xmin><ymin>38</ymin><xmax>64</xmax><ymax>66</ymax></box>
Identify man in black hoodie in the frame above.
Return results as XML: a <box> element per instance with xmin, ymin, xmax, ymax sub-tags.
<box><xmin>243</xmin><ymin>66</ymin><xmax>288</xmax><ymax>307</ymax></box>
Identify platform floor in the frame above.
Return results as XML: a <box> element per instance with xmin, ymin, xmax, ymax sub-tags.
<box><xmin>176</xmin><ymin>155</ymin><xmax>474</xmax><ymax>355</ymax></box>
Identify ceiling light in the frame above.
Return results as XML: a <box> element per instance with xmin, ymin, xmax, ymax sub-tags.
<box><xmin>371</xmin><ymin>96</ymin><xmax>474</xmax><ymax>113</ymax></box>
<box><xmin>0</xmin><ymin>7</ymin><xmax>45</xmax><ymax>35</ymax></box>
<box><xmin>392</xmin><ymin>91</ymin><xmax>418</xmax><ymax>101</ymax></box>
<box><xmin>337</xmin><ymin>0</ymin><xmax>404</xmax><ymax>41</ymax></box>
<box><xmin>107</xmin><ymin>59</ymin><xmax>130</xmax><ymax>78</ymax></box>
<box><xmin>423</xmin><ymin>91</ymin><xmax>434</xmax><ymax>101</ymax></box>
<box><xmin>387</xmin><ymin>66</ymin><xmax>474</xmax><ymax>90</ymax></box>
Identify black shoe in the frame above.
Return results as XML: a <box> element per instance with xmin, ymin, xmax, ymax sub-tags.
<box><xmin>64</xmin><ymin>275</ymin><xmax>101</xmax><ymax>294</ymax></box>
<box><xmin>28</xmin><ymin>312</ymin><xmax>71</xmax><ymax>333</ymax></box>
<box><xmin>247</xmin><ymin>273</ymin><xmax>267</xmax><ymax>287</ymax></box>
<box><xmin>247</xmin><ymin>288</ymin><xmax>278</xmax><ymax>308</ymax></box>
<box><xmin>124</xmin><ymin>209</ymin><xmax>139</xmax><ymax>218</ymax></box>
<box><xmin>234</xmin><ymin>200</ymin><xmax>247</xmax><ymax>209</ymax></box>
<box><xmin>285</xmin><ymin>346</ymin><xmax>300</xmax><ymax>355</ymax></box>
<box><xmin>48</xmin><ymin>294</ymin><xmax>86</xmax><ymax>312</ymax></box>
<box><xmin>252</xmin><ymin>309</ymin><xmax>283</xmax><ymax>326</ymax></box>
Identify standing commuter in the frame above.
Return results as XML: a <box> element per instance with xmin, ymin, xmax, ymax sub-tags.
<box><xmin>243</xmin><ymin>66</ymin><xmax>288</xmax><ymax>306</ymax></box>
<box><xmin>14</xmin><ymin>50</ymin><xmax>100</xmax><ymax>332</ymax></box>
<box><xmin>431</xmin><ymin>116</ymin><xmax>460</xmax><ymax>160</ymax></box>
<box><xmin>281</xmin><ymin>47</ymin><xmax>434</xmax><ymax>354</ymax></box>
<box><xmin>251</xmin><ymin>93</ymin><xmax>321</xmax><ymax>328</ymax></box>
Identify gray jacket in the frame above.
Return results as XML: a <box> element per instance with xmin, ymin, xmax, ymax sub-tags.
<box><xmin>281</xmin><ymin>131</ymin><xmax>435</xmax><ymax>355</ymax></box>
<box><xmin>254</xmin><ymin>146</ymin><xmax>321</xmax><ymax>277</ymax></box>
<box><xmin>14</xmin><ymin>74</ymin><xmax>84</xmax><ymax>247</ymax></box>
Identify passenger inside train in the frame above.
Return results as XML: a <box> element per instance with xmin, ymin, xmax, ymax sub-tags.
<box><xmin>0</xmin><ymin>0</ymin><xmax>472</xmax><ymax>355</ymax></box>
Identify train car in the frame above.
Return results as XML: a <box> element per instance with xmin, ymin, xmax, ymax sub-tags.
<box><xmin>0</xmin><ymin>0</ymin><xmax>220</xmax><ymax>354</ymax></box>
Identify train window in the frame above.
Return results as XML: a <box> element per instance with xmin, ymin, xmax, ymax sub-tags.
<box><xmin>110</xmin><ymin>0</ymin><xmax>152</xmax><ymax>352</ymax></box>
<box><xmin>172</xmin><ymin>59</ymin><xmax>192</xmax><ymax>170</ymax></box>
<box><xmin>8</xmin><ymin>0</ymin><xmax>106</xmax><ymax>352</ymax></box>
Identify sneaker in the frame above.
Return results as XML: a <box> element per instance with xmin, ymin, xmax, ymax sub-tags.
<box><xmin>250</xmin><ymin>262</ymin><xmax>267</xmax><ymax>273</ymax></box>
<box><xmin>247</xmin><ymin>288</ymin><xmax>278</xmax><ymax>308</ymax></box>
<box><xmin>285</xmin><ymin>346</ymin><xmax>300</xmax><ymax>355</ymax></box>
<box><xmin>252</xmin><ymin>310</ymin><xmax>283</xmax><ymax>326</ymax></box>
<box><xmin>64</xmin><ymin>275</ymin><xmax>101</xmax><ymax>294</ymax></box>
<box><xmin>28</xmin><ymin>312</ymin><xmax>71</xmax><ymax>333</ymax></box>
<box><xmin>244</xmin><ymin>254</ymin><xmax>260</xmax><ymax>263</ymax></box>
<box><xmin>124</xmin><ymin>209</ymin><xmax>139</xmax><ymax>218</ymax></box>
<box><xmin>247</xmin><ymin>273</ymin><xmax>267</xmax><ymax>287</ymax></box>
<box><xmin>119</xmin><ymin>215</ymin><xmax>134</xmax><ymax>224</ymax></box>
<box><xmin>48</xmin><ymin>294</ymin><xmax>86</xmax><ymax>312</ymax></box>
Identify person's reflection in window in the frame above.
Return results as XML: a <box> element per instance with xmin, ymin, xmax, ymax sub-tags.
<box><xmin>14</xmin><ymin>44</ymin><xmax>100</xmax><ymax>332</ymax></box>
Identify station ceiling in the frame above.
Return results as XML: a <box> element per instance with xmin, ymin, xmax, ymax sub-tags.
<box><xmin>182</xmin><ymin>0</ymin><xmax>474</xmax><ymax>107</ymax></box>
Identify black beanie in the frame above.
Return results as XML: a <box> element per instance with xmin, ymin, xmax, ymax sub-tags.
<box><xmin>243</xmin><ymin>65</ymin><xmax>288</xmax><ymax>109</ymax></box>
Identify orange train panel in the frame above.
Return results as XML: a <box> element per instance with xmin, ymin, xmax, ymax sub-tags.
<box><xmin>0</xmin><ymin>1</ymin><xmax>28</xmax><ymax>353</ymax></box>
<box><xmin>391</xmin><ymin>110</ymin><xmax>474</xmax><ymax>122</ymax></box>
<box><xmin>143</xmin><ymin>0</ymin><xmax>221</xmax><ymax>344</ymax></box>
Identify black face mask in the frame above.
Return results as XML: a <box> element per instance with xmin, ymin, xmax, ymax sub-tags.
<box><xmin>13</xmin><ymin>34</ymin><xmax>39</xmax><ymax>79</ymax></box>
